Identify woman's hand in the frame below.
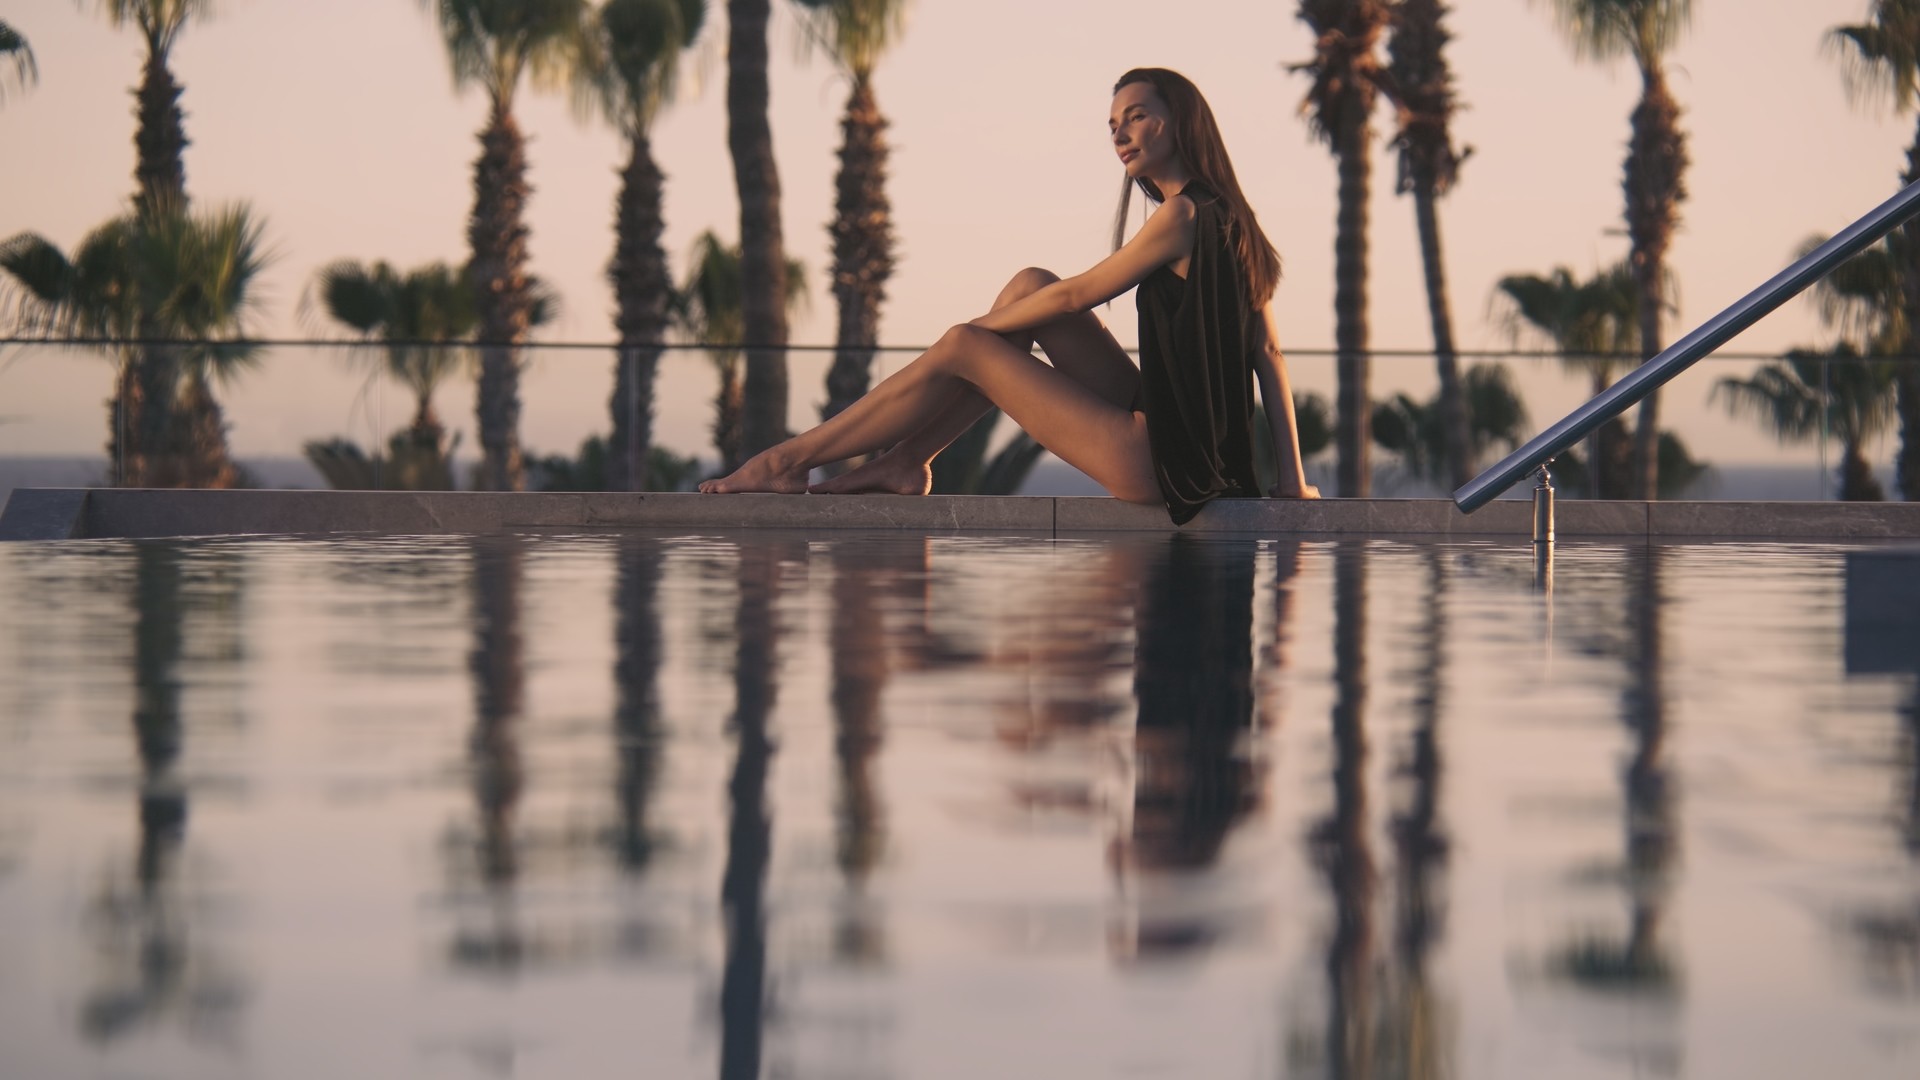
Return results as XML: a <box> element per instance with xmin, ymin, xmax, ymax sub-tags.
<box><xmin>1267</xmin><ymin>482</ymin><xmax>1321</xmax><ymax>500</ymax></box>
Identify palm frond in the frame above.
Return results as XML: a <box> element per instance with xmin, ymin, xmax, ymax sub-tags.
<box><xmin>1828</xmin><ymin>2</ymin><xmax>1920</xmax><ymax>111</ymax></box>
<box><xmin>578</xmin><ymin>0</ymin><xmax>704</xmax><ymax>129</ymax></box>
<box><xmin>1533</xmin><ymin>0</ymin><xmax>1689</xmax><ymax>66</ymax></box>
<box><xmin>0</xmin><ymin>19</ymin><xmax>39</xmax><ymax>101</ymax></box>
<box><xmin>424</xmin><ymin>0</ymin><xmax>591</xmax><ymax>106</ymax></box>
<box><xmin>793</xmin><ymin>0</ymin><xmax>907</xmax><ymax>79</ymax></box>
<box><xmin>96</xmin><ymin>0</ymin><xmax>211</xmax><ymax>54</ymax></box>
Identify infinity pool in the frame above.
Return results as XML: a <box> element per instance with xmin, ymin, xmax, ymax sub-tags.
<box><xmin>0</xmin><ymin>533</ymin><xmax>1915</xmax><ymax>1079</ymax></box>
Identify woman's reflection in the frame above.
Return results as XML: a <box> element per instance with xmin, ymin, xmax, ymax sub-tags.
<box><xmin>1109</xmin><ymin>536</ymin><xmax>1266</xmax><ymax>958</ymax></box>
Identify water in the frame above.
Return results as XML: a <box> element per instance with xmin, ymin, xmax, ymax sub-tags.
<box><xmin>0</xmin><ymin>533</ymin><xmax>1915</xmax><ymax>1079</ymax></box>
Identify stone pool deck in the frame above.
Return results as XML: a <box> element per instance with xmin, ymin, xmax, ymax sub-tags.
<box><xmin>5</xmin><ymin>487</ymin><xmax>1920</xmax><ymax>541</ymax></box>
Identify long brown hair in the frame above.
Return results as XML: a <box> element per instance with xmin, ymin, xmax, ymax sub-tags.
<box><xmin>1111</xmin><ymin>68</ymin><xmax>1282</xmax><ymax>307</ymax></box>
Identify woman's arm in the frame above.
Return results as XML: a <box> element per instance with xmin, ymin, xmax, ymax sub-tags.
<box><xmin>1250</xmin><ymin>305</ymin><xmax>1320</xmax><ymax>499</ymax></box>
<box><xmin>968</xmin><ymin>195</ymin><xmax>1196</xmax><ymax>336</ymax></box>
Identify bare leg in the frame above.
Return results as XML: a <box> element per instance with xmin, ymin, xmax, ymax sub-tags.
<box><xmin>812</xmin><ymin>268</ymin><xmax>1141</xmax><ymax>495</ymax></box>
<box><xmin>700</xmin><ymin>322</ymin><xmax>1158</xmax><ymax>502</ymax></box>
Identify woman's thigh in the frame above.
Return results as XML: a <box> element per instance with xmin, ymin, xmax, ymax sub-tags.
<box><xmin>940</xmin><ymin>325</ymin><xmax>1156</xmax><ymax>503</ymax></box>
<box><xmin>997</xmin><ymin>268</ymin><xmax>1140</xmax><ymax>410</ymax></box>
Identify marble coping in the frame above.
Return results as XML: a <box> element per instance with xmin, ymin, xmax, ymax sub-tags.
<box><xmin>5</xmin><ymin>487</ymin><xmax>1920</xmax><ymax>541</ymax></box>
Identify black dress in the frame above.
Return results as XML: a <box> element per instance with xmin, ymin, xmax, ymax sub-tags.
<box><xmin>1133</xmin><ymin>179</ymin><xmax>1262</xmax><ymax>526</ymax></box>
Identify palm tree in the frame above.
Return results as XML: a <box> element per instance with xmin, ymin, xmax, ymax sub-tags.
<box><xmin>793</xmin><ymin>0</ymin><xmax>906</xmax><ymax>429</ymax></box>
<box><xmin>0</xmin><ymin>18</ymin><xmax>37</xmax><ymax>104</ymax></box>
<box><xmin>1831</xmin><ymin>0</ymin><xmax>1920</xmax><ymax>500</ymax></box>
<box><xmin>675</xmin><ymin>231</ymin><xmax>807</xmax><ymax>474</ymax></box>
<box><xmin>579</xmin><ymin>0</ymin><xmax>705</xmax><ymax>491</ymax></box>
<box><xmin>1714</xmin><ymin>234</ymin><xmax>1906</xmax><ymax>501</ymax></box>
<box><xmin>1294</xmin><ymin>0</ymin><xmax>1391</xmax><ymax>497</ymax></box>
<box><xmin>1495</xmin><ymin>262</ymin><xmax>1641</xmax><ymax>497</ymax></box>
<box><xmin>423</xmin><ymin>0</ymin><xmax>589</xmax><ymax>492</ymax></box>
<box><xmin>1371</xmin><ymin>362</ymin><xmax>1529</xmax><ymax>485</ymax></box>
<box><xmin>0</xmin><ymin>205</ymin><xmax>270</xmax><ymax>487</ymax></box>
<box><xmin>1386</xmin><ymin>0</ymin><xmax>1472</xmax><ymax>489</ymax></box>
<box><xmin>309</xmin><ymin>260</ymin><xmax>477</xmax><ymax>489</ymax></box>
<box><xmin>727</xmin><ymin>0</ymin><xmax>793</xmax><ymax>458</ymax></box>
<box><xmin>1716</xmin><ymin>347</ymin><xmax>1896</xmax><ymax>501</ymax></box>
<box><xmin>96</xmin><ymin>1</ymin><xmax>211</xmax><ymax>215</ymax></box>
<box><xmin>1536</xmin><ymin>0</ymin><xmax>1693</xmax><ymax>500</ymax></box>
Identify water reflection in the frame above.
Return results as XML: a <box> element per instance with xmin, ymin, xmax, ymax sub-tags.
<box><xmin>1382</xmin><ymin>550</ymin><xmax>1453</xmax><ymax>1080</ymax></box>
<box><xmin>611</xmin><ymin>538</ymin><xmax>667</xmax><ymax>877</ymax></box>
<box><xmin>82</xmin><ymin>543</ymin><xmax>245</xmax><ymax>1045</ymax></box>
<box><xmin>827</xmin><ymin>540</ymin><xmax>904</xmax><ymax>965</ymax></box>
<box><xmin>1552</xmin><ymin>547</ymin><xmax>1680</xmax><ymax>998</ymax></box>
<box><xmin>446</xmin><ymin>537</ymin><xmax>532</xmax><ymax>973</ymax></box>
<box><xmin>720</xmin><ymin>538</ymin><xmax>796</xmax><ymax>1080</ymax></box>
<box><xmin>1108</xmin><ymin>537</ymin><xmax>1265</xmax><ymax>961</ymax></box>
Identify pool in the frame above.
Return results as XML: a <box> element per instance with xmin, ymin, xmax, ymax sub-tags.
<box><xmin>0</xmin><ymin>533</ymin><xmax>1915</xmax><ymax>1078</ymax></box>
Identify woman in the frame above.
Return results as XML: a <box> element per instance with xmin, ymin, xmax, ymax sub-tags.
<box><xmin>701</xmin><ymin>68</ymin><xmax>1320</xmax><ymax>522</ymax></box>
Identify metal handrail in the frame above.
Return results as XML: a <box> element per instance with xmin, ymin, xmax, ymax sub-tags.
<box><xmin>1453</xmin><ymin>179</ymin><xmax>1920</xmax><ymax>513</ymax></box>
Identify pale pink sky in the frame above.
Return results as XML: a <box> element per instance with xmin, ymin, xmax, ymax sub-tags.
<box><xmin>0</xmin><ymin>0</ymin><xmax>1910</xmax><ymax>471</ymax></box>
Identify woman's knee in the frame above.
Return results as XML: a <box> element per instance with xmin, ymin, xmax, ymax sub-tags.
<box><xmin>996</xmin><ymin>266</ymin><xmax>1059</xmax><ymax>304</ymax></box>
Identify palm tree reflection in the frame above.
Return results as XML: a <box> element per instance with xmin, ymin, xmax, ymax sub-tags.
<box><xmin>83</xmin><ymin>543</ymin><xmax>245</xmax><ymax>1044</ymax></box>
<box><xmin>827</xmin><ymin>539</ymin><xmax>903</xmax><ymax>965</ymax></box>
<box><xmin>1313</xmin><ymin>543</ymin><xmax>1377</xmax><ymax>1079</ymax></box>
<box><xmin>611</xmin><ymin>538</ymin><xmax>667</xmax><ymax>877</ymax></box>
<box><xmin>720</xmin><ymin>538</ymin><xmax>796</xmax><ymax>1080</ymax></box>
<box><xmin>452</xmin><ymin>536</ymin><xmax>529</xmax><ymax>969</ymax></box>
<box><xmin>1553</xmin><ymin>546</ymin><xmax>1679</xmax><ymax>995</ymax></box>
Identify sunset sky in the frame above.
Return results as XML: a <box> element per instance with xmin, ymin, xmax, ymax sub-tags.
<box><xmin>0</xmin><ymin>0</ymin><xmax>1911</xmax><ymax>473</ymax></box>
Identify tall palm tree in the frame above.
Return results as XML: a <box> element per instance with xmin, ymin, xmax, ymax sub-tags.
<box><xmin>1496</xmin><ymin>261</ymin><xmax>1641</xmax><ymax>497</ymax></box>
<box><xmin>97</xmin><ymin>0</ymin><xmax>209</xmax><ymax>215</ymax></box>
<box><xmin>1295</xmin><ymin>0</ymin><xmax>1392</xmax><ymax>497</ymax></box>
<box><xmin>1831</xmin><ymin>0</ymin><xmax>1920</xmax><ymax>500</ymax></box>
<box><xmin>424</xmin><ymin>0</ymin><xmax>589</xmax><ymax>492</ymax></box>
<box><xmin>675</xmin><ymin>231</ymin><xmax>807</xmax><ymax>474</ymax></box>
<box><xmin>793</xmin><ymin>0</ymin><xmax>906</xmax><ymax>428</ymax></box>
<box><xmin>1</xmin><ymin>205</ymin><xmax>270</xmax><ymax>487</ymax></box>
<box><xmin>579</xmin><ymin>0</ymin><xmax>705</xmax><ymax>491</ymax></box>
<box><xmin>0</xmin><ymin>18</ymin><xmax>37</xmax><ymax>104</ymax></box>
<box><xmin>1537</xmin><ymin>0</ymin><xmax>1693</xmax><ymax>500</ymax></box>
<box><xmin>1387</xmin><ymin>0</ymin><xmax>1472</xmax><ymax>488</ymax></box>
<box><xmin>728</xmin><ymin>0</ymin><xmax>792</xmax><ymax>457</ymax></box>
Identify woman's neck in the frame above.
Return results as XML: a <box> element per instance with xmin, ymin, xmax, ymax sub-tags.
<box><xmin>1147</xmin><ymin>163</ymin><xmax>1193</xmax><ymax>201</ymax></box>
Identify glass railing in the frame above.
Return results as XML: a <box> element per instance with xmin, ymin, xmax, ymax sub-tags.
<box><xmin>0</xmin><ymin>339</ymin><xmax>1908</xmax><ymax>504</ymax></box>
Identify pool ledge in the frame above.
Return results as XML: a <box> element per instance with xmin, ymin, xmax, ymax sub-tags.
<box><xmin>6</xmin><ymin>487</ymin><xmax>1920</xmax><ymax>541</ymax></box>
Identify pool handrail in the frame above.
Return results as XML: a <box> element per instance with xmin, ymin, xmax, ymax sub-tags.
<box><xmin>1452</xmin><ymin>179</ymin><xmax>1920</xmax><ymax>513</ymax></box>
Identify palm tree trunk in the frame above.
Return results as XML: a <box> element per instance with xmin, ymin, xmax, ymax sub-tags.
<box><xmin>609</xmin><ymin>128</ymin><xmax>672</xmax><ymax>492</ymax></box>
<box><xmin>174</xmin><ymin>373</ymin><xmax>237</xmax><ymax>489</ymax></box>
<box><xmin>1841</xmin><ymin>438</ymin><xmax>1886</xmax><ymax>501</ymax></box>
<box><xmin>1412</xmin><ymin>184</ymin><xmax>1469</xmax><ymax>489</ymax></box>
<box><xmin>1626</xmin><ymin>66</ymin><xmax>1687</xmax><ymax>501</ymax></box>
<box><xmin>728</xmin><ymin>0</ymin><xmax>790</xmax><ymax>458</ymax></box>
<box><xmin>107</xmin><ymin>355</ymin><xmax>144</xmax><ymax>487</ymax></box>
<box><xmin>1898</xmin><ymin>118</ymin><xmax>1920</xmax><ymax>502</ymax></box>
<box><xmin>133</xmin><ymin>31</ymin><xmax>186</xmax><ymax>216</ymax></box>
<box><xmin>715</xmin><ymin>356</ymin><xmax>745</xmax><ymax>472</ymax></box>
<box><xmin>469</xmin><ymin>99</ymin><xmax>532</xmax><ymax>492</ymax></box>
<box><xmin>822</xmin><ymin>75</ymin><xmax>894</xmax><ymax>427</ymax></box>
<box><xmin>1335</xmin><ymin>116</ymin><xmax>1374</xmax><ymax>498</ymax></box>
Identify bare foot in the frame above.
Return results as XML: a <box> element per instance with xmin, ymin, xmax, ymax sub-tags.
<box><xmin>808</xmin><ymin>451</ymin><xmax>932</xmax><ymax>496</ymax></box>
<box><xmin>698</xmin><ymin>447</ymin><xmax>810</xmax><ymax>493</ymax></box>
<box><xmin>1268</xmin><ymin>483</ymin><xmax>1322</xmax><ymax>500</ymax></box>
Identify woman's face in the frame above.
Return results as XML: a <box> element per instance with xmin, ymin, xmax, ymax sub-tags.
<box><xmin>1109</xmin><ymin>82</ymin><xmax>1175</xmax><ymax>179</ymax></box>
